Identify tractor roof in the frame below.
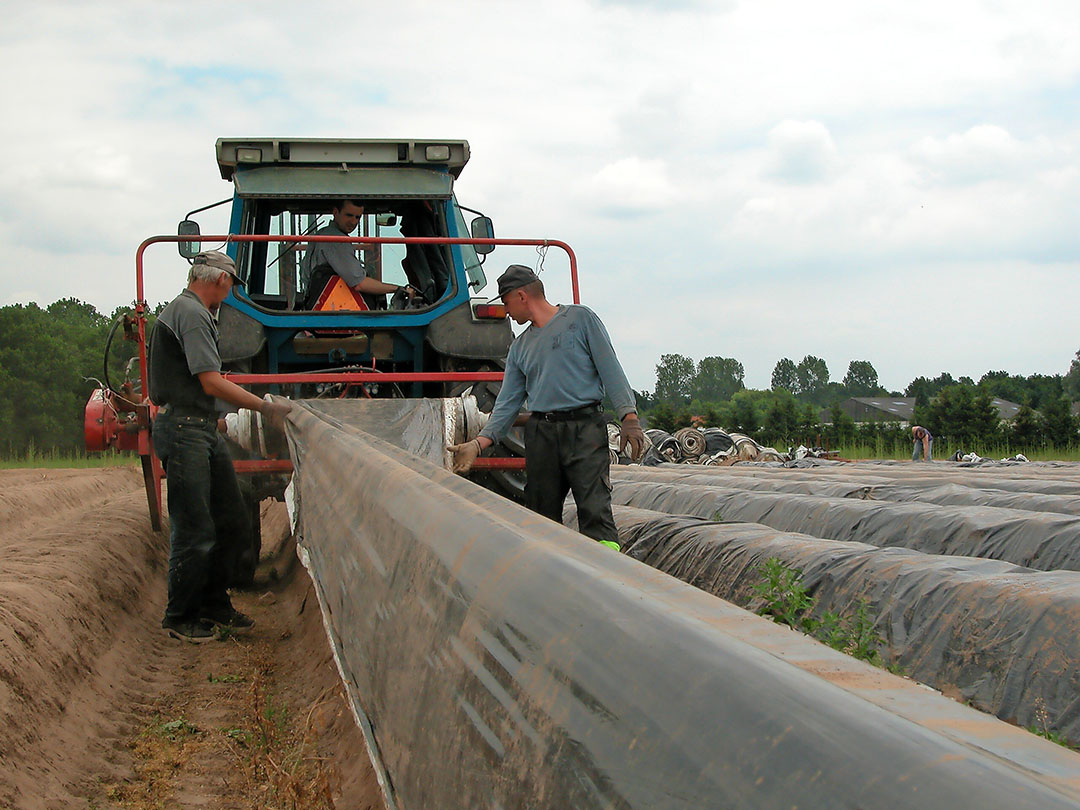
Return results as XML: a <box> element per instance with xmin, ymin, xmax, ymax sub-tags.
<box><xmin>215</xmin><ymin>138</ymin><xmax>470</xmax><ymax>181</ymax></box>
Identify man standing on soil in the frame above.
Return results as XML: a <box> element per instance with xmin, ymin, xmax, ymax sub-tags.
<box><xmin>912</xmin><ymin>425</ymin><xmax>933</xmax><ymax>462</ymax></box>
<box><xmin>149</xmin><ymin>251</ymin><xmax>292</xmax><ymax>642</ymax></box>
<box><xmin>448</xmin><ymin>265</ymin><xmax>645</xmax><ymax>550</ymax></box>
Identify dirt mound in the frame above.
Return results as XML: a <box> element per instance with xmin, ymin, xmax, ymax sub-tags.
<box><xmin>0</xmin><ymin>468</ymin><xmax>384</xmax><ymax>809</ymax></box>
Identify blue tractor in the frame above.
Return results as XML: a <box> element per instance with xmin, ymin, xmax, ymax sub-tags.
<box><xmin>88</xmin><ymin>138</ymin><xmax>574</xmax><ymax>580</ymax></box>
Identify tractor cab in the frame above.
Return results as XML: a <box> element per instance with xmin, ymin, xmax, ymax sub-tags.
<box><xmin>178</xmin><ymin>138</ymin><xmax>509</xmax><ymax>398</ymax></box>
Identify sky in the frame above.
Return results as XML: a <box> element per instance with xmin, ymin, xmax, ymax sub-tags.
<box><xmin>2</xmin><ymin>0</ymin><xmax>1078</xmax><ymax>394</ymax></box>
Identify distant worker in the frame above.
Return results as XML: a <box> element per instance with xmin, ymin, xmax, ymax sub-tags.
<box><xmin>149</xmin><ymin>251</ymin><xmax>293</xmax><ymax>642</ymax></box>
<box><xmin>448</xmin><ymin>265</ymin><xmax>646</xmax><ymax>550</ymax></box>
<box><xmin>300</xmin><ymin>199</ymin><xmax>417</xmax><ymax>309</ymax></box>
<box><xmin>912</xmin><ymin>425</ymin><xmax>933</xmax><ymax>462</ymax></box>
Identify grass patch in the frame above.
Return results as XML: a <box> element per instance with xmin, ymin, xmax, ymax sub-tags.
<box><xmin>833</xmin><ymin>441</ymin><xmax>1080</xmax><ymax>461</ymax></box>
<box><xmin>0</xmin><ymin>448</ymin><xmax>138</xmax><ymax>469</ymax></box>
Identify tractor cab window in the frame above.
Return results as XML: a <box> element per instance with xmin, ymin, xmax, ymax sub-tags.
<box><xmin>239</xmin><ymin>199</ymin><xmax>455</xmax><ymax>311</ymax></box>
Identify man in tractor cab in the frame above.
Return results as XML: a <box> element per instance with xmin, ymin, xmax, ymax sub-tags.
<box><xmin>300</xmin><ymin>199</ymin><xmax>418</xmax><ymax>309</ymax></box>
<box><xmin>149</xmin><ymin>251</ymin><xmax>293</xmax><ymax>642</ymax></box>
<box><xmin>449</xmin><ymin>265</ymin><xmax>646</xmax><ymax>550</ymax></box>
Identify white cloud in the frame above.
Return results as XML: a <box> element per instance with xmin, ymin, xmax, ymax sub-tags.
<box><xmin>908</xmin><ymin>124</ymin><xmax>1060</xmax><ymax>184</ymax></box>
<box><xmin>1</xmin><ymin>0</ymin><xmax>1079</xmax><ymax>394</ymax></box>
<box><xmin>763</xmin><ymin>120</ymin><xmax>840</xmax><ymax>184</ymax></box>
<box><xmin>575</xmin><ymin>157</ymin><xmax>680</xmax><ymax>216</ymax></box>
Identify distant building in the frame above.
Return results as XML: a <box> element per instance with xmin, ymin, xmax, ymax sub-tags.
<box><xmin>988</xmin><ymin>398</ymin><xmax>1022</xmax><ymax>422</ymax></box>
<box><xmin>822</xmin><ymin>396</ymin><xmax>1023</xmax><ymax>424</ymax></box>
<box><xmin>826</xmin><ymin>397</ymin><xmax>916</xmax><ymax>424</ymax></box>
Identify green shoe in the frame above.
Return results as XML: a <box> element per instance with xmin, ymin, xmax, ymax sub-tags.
<box><xmin>598</xmin><ymin>540</ymin><xmax>621</xmax><ymax>552</ymax></box>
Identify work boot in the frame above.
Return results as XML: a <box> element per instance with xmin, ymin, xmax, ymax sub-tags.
<box><xmin>201</xmin><ymin>606</ymin><xmax>255</xmax><ymax>630</ymax></box>
<box><xmin>162</xmin><ymin>617</ymin><xmax>216</xmax><ymax>643</ymax></box>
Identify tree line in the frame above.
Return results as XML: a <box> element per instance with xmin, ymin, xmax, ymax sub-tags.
<box><xmin>2</xmin><ymin>298</ymin><xmax>1078</xmax><ymax>457</ymax></box>
<box><xmin>0</xmin><ymin>299</ymin><xmax>146</xmax><ymax>457</ymax></box>
<box><xmin>638</xmin><ymin>353</ymin><xmax>1080</xmax><ymax>452</ymax></box>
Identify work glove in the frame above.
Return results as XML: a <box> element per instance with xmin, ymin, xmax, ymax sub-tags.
<box><xmin>619</xmin><ymin>415</ymin><xmax>646</xmax><ymax>462</ymax></box>
<box><xmin>448</xmin><ymin>439</ymin><xmax>483</xmax><ymax>474</ymax></box>
<box><xmin>260</xmin><ymin>398</ymin><xmax>293</xmax><ymax>432</ymax></box>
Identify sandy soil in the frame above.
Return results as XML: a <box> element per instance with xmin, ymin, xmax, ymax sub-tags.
<box><xmin>0</xmin><ymin>467</ymin><xmax>386</xmax><ymax>810</ymax></box>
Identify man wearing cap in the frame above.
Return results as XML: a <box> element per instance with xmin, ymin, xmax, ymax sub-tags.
<box><xmin>300</xmin><ymin>200</ymin><xmax>418</xmax><ymax>309</ymax></box>
<box><xmin>149</xmin><ymin>251</ymin><xmax>293</xmax><ymax>642</ymax></box>
<box><xmin>448</xmin><ymin>265</ymin><xmax>646</xmax><ymax>550</ymax></box>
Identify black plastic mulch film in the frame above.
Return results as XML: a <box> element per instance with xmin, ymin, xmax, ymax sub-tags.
<box><xmin>605</xmin><ymin>465</ymin><xmax>1080</xmax><ymax>742</ymax></box>
<box><xmin>609</xmin><ymin>468</ymin><xmax>1080</xmax><ymax>571</ymax></box>
<box><xmin>279</xmin><ymin>400</ymin><xmax>1080</xmax><ymax>809</ymax></box>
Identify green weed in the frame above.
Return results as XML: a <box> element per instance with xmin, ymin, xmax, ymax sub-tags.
<box><xmin>223</xmin><ymin>727</ymin><xmax>251</xmax><ymax>746</ymax></box>
<box><xmin>152</xmin><ymin>717</ymin><xmax>200</xmax><ymax>741</ymax></box>
<box><xmin>207</xmin><ymin>672</ymin><xmax>245</xmax><ymax>683</ymax></box>
<box><xmin>751</xmin><ymin>558</ymin><xmax>888</xmax><ymax>667</ymax></box>
<box><xmin>1028</xmin><ymin>698</ymin><xmax>1077</xmax><ymax>750</ymax></box>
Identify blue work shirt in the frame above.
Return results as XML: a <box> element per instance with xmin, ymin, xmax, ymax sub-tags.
<box><xmin>480</xmin><ymin>304</ymin><xmax>637</xmax><ymax>443</ymax></box>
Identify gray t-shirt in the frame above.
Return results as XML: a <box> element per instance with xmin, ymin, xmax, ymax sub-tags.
<box><xmin>301</xmin><ymin>222</ymin><xmax>369</xmax><ymax>290</ymax></box>
<box><xmin>480</xmin><ymin>304</ymin><xmax>637</xmax><ymax>443</ymax></box>
<box><xmin>148</xmin><ymin>289</ymin><xmax>221</xmax><ymax>413</ymax></box>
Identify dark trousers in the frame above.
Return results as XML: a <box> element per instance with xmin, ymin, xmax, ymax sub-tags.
<box><xmin>524</xmin><ymin>412</ymin><xmax>618</xmax><ymax>545</ymax></box>
<box><xmin>153</xmin><ymin>413</ymin><xmax>248</xmax><ymax>622</ymax></box>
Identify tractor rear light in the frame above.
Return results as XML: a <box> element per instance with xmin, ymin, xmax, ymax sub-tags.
<box><xmin>425</xmin><ymin>144</ymin><xmax>450</xmax><ymax>161</ymax></box>
<box><xmin>474</xmin><ymin>303</ymin><xmax>507</xmax><ymax>320</ymax></box>
<box><xmin>236</xmin><ymin>147</ymin><xmax>263</xmax><ymax>163</ymax></box>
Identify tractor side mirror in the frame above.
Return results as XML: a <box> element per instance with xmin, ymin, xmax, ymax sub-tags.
<box><xmin>470</xmin><ymin>216</ymin><xmax>495</xmax><ymax>255</ymax></box>
<box><xmin>178</xmin><ymin>220</ymin><xmax>201</xmax><ymax>259</ymax></box>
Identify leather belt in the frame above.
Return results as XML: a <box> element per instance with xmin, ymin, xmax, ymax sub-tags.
<box><xmin>158</xmin><ymin>404</ymin><xmax>217</xmax><ymax>422</ymax></box>
<box><xmin>532</xmin><ymin>403</ymin><xmax>603</xmax><ymax>422</ymax></box>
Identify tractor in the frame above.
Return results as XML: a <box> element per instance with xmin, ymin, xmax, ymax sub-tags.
<box><xmin>85</xmin><ymin>137</ymin><xmax>581</xmax><ymax>582</ymax></box>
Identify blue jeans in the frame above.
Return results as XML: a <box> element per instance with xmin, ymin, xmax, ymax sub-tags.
<box><xmin>153</xmin><ymin>413</ymin><xmax>249</xmax><ymax>622</ymax></box>
<box><xmin>912</xmin><ymin>438</ymin><xmax>933</xmax><ymax>461</ymax></box>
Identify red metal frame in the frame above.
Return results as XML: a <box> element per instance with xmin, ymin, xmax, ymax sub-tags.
<box><xmin>121</xmin><ymin>234</ymin><xmax>565</xmax><ymax>526</ymax></box>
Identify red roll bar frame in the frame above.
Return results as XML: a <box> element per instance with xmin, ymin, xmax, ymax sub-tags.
<box><xmin>125</xmin><ymin>235</ymin><xmax>580</xmax><ymax>527</ymax></box>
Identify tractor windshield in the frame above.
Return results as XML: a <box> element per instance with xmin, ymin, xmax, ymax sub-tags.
<box><xmin>236</xmin><ymin>197</ymin><xmax>482</xmax><ymax>311</ymax></box>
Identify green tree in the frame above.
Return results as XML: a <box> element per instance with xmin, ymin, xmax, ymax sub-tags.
<box><xmin>923</xmin><ymin>385</ymin><xmax>999</xmax><ymax>448</ymax></box>
<box><xmin>825</xmin><ymin>401</ymin><xmax>856</xmax><ymax>445</ymax></box>
<box><xmin>763</xmin><ymin>390</ymin><xmax>800</xmax><ymax>446</ymax></box>
<box><xmin>1009</xmin><ymin>403</ymin><xmax>1042</xmax><ymax>448</ymax></box>
<box><xmin>0</xmin><ymin>299</ymin><xmax>115</xmax><ymax>455</ymax></box>
<box><xmin>978</xmin><ymin>370</ymin><xmax>1026</xmax><ymax>405</ymax></box>
<box><xmin>1064</xmin><ymin>350</ymin><xmax>1080</xmax><ymax>401</ymax></box>
<box><xmin>693</xmin><ymin>356</ymin><xmax>745</xmax><ymax>402</ymax></box>
<box><xmin>1025</xmin><ymin>374</ymin><xmax>1064</xmax><ymax>411</ymax></box>
<box><xmin>771</xmin><ymin>358</ymin><xmax>798</xmax><ymax>393</ymax></box>
<box><xmin>727</xmin><ymin>389</ymin><xmax>762</xmax><ymax>436</ymax></box>
<box><xmin>645</xmin><ymin>401</ymin><xmax>677</xmax><ymax>433</ymax></box>
<box><xmin>1039</xmin><ymin>396</ymin><xmax>1079</xmax><ymax>448</ymax></box>
<box><xmin>842</xmin><ymin>360</ymin><xmax>881</xmax><ymax>397</ymax></box>
<box><xmin>654</xmin><ymin>353</ymin><xmax>695</xmax><ymax>404</ymax></box>
<box><xmin>906</xmin><ymin>372</ymin><xmax>956</xmax><ymax>405</ymax></box>
<box><xmin>796</xmin><ymin>355</ymin><xmax>830</xmax><ymax>404</ymax></box>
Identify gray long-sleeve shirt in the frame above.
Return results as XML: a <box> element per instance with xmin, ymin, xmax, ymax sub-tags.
<box><xmin>479</xmin><ymin>304</ymin><xmax>637</xmax><ymax>443</ymax></box>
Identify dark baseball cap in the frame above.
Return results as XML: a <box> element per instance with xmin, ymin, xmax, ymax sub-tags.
<box><xmin>488</xmin><ymin>264</ymin><xmax>539</xmax><ymax>301</ymax></box>
<box><xmin>193</xmin><ymin>250</ymin><xmax>245</xmax><ymax>286</ymax></box>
